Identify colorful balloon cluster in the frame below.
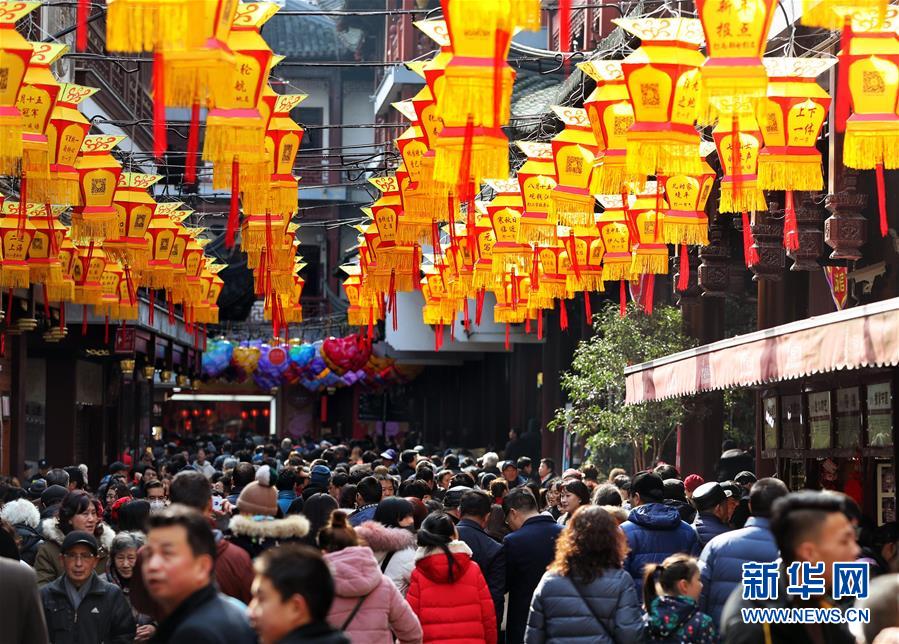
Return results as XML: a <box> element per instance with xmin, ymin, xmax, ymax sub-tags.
<box><xmin>201</xmin><ymin>335</ymin><xmax>416</xmax><ymax>391</ymax></box>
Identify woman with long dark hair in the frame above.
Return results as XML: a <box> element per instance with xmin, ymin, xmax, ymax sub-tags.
<box><xmin>407</xmin><ymin>512</ymin><xmax>496</xmax><ymax>643</ymax></box>
<box><xmin>525</xmin><ymin>505</ymin><xmax>644</xmax><ymax>643</ymax></box>
<box><xmin>34</xmin><ymin>490</ymin><xmax>115</xmax><ymax>586</ymax></box>
<box><xmin>300</xmin><ymin>491</ymin><xmax>339</xmax><ymax>547</ymax></box>
<box><xmin>355</xmin><ymin>496</ymin><xmax>417</xmax><ymax>596</ymax></box>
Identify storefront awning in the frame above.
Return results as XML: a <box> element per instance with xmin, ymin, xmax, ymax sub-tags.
<box><xmin>625</xmin><ymin>297</ymin><xmax>899</xmax><ymax>404</ymax></box>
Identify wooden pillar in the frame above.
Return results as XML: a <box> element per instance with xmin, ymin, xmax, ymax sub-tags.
<box><xmin>8</xmin><ymin>335</ymin><xmax>28</xmax><ymax>478</ymax></box>
<box><xmin>44</xmin><ymin>355</ymin><xmax>77</xmax><ymax>470</ymax></box>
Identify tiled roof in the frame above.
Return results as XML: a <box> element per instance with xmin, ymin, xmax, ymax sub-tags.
<box><xmin>511</xmin><ymin>69</ymin><xmax>565</xmax><ymax>118</ymax></box>
<box><xmin>262</xmin><ymin>0</ymin><xmax>356</xmax><ymax>60</ymax></box>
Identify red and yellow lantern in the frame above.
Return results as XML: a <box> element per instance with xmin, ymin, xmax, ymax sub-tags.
<box><xmin>713</xmin><ymin>109</ymin><xmax>767</xmax><ymax>214</ymax></box>
<box><xmin>0</xmin><ymin>199</ymin><xmax>35</xmax><ymax>288</ymax></box>
<box><xmin>46</xmin><ymin>84</ymin><xmax>97</xmax><ymax>205</ymax></box>
<box><xmin>628</xmin><ymin>183</ymin><xmax>669</xmax><ymax>276</ymax></box>
<box><xmin>596</xmin><ymin>194</ymin><xmax>633</xmax><ymax>284</ymax></box>
<box><xmin>106</xmin><ymin>172</ymin><xmax>161</xmax><ymax>273</ymax></box>
<box><xmin>484</xmin><ymin>179</ymin><xmax>529</xmax><ymax>276</ymax></box>
<box><xmin>72</xmin><ymin>134</ymin><xmax>126</xmax><ymax>241</ymax></box>
<box><xmin>0</xmin><ymin>2</ymin><xmax>40</xmax><ymax>175</ymax></box>
<box><xmin>515</xmin><ymin>141</ymin><xmax>559</xmax><ymax>244</ymax></box>
<box><xmin>660</xmin><ymin>157</ymin><xmax>716</xmax><ymax>246</ymax></box>
<box><xmin>71</xmin><ymin>244</ymin><xmax>107</xmax><ymax>306</ymax></box>
<box><xmin>549</xmin><ymin>106</ymin><xmax>600</xmax><ymax>228</ymax></box>
<box><xmin>141</xmin><ymin>201</ymin><xmax>182</xmax><ymax>290</ymax></box>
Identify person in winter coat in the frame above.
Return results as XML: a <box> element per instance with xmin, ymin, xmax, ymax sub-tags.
<box><xmin>556</xmin><ymin>479</ymin><xmax>591</xmax><ymax>526</ymax></box>
<box><xmin>525</xmin><ymin>506</ymin><xmax>645</xmax><ymax>644</ymax></box>
<box><xmin>40</xmin><ymin>531</ymin><xmax>136</xmax><ymax>644</ymax></box>
<box><xmin>407</xmin><ymin>512</ymin><xmax>497</xmax><ymax>644</ymax></box>
<box><xmin>248</xmin><ymin>544</ymin><xmax>350</xmax><ymax>644</ymax></box>
<box><xmin>644</xmin><ymin>553</ymin><xmax>718</xmax><ymax>643</ymax></box>
<box><xmin>503</xmin><ymin>487</ymin><xmax>564</xmax><ymax>644</ymax></box>
<box><xmin>663</xmin><ymin>479</ymin><xmax>697</xmax><ymax>525</ymax></box>
<box><xmin>34</xmin><ymin>490</ymin><xmax>116</xmax><ymax>587</ymax></box>
<box><xmin>301</xmin><ymin>492</ymin><xmax>339</xmax><ymax>547</ymax></box>
<box><xmin>1</xmin><ymin>497</ymin><xmax>44</xmax><ymax>565</ymax></box>
<box><xmin>621</xmin><ymin>472</ymin><xmax>700</xmax><ymax>594</ymax></box>
<box><xmin>691</xmin><ymin>482</ymin><xmax>733</xmax><ymax>549</ymax></box>
<box><xmin>0</xmin><ymin>555</ymin><xmax>49</xmax><ymax>644</ymax></box>
<box><xmin>354</xmin><ymin>497</ymin><xmax>418</xmax><ymax>596</ymax></box>
<box><xmin>456</xmin><ymin>489</ymin><xmax>505</xmax><ymax>638</ymax></box>
<box><xmin>105</xmin><ymin>531</ymin><xmax>157</xmax><ymax>641</ymax></box>
<box><xmin>699</xmin><ymin>478</ymin><xmax>787</xmax><ymax>626</ymax></box>
<box><xmin>318</xmin><ymin>510</ymin><xmax>422</xmax><ymax>643</ymax></box>
<box><xmin>228</xmin><ymin>465</ymin><xmax>311</xmax><ymax>558</ymax></box>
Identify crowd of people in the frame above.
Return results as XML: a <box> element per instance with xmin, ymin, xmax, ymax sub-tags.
<box><xmin>0</xmin><ymin>433</ymin><xmax>897</xmax><ymax>644</ymax></box>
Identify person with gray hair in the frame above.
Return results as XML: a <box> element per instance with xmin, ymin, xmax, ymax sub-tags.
<box><xmin>481</xmin><ymin>452</ymin><xmax>500</xmax><ymax>475</ymax></box>
<box><xmin>105</xmin><ymin>531</ymin><xmax>156</xmax><ymax>640</ymax></box>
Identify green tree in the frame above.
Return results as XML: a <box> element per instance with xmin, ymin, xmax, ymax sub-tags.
<box><xmin>549</xmin><ymin>302</ymin><xmax>695</xmax><ymax>472</ymax></box>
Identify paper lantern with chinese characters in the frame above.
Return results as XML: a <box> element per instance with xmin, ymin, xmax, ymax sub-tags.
<box><xmin>801</xmin><ymin>0</ymin><xmax>889</xmax><ymax>30</ymax></box>
<box><xmin>561</xmin><ymin>224</ymin><xmax>605</xmax><ymax>295</ymax></box>
<box><xmin>516</xmin><ymin>141</ymin><xmax>559</xmax><ymax>244</ymax></box>
<box><xmin>21</xmin><ymin>202</ymin><xmax>67</xmax><ymax>295</ymax></box>
<box><xmin>249</xmin><ymin>92</ymin><xmax>304</xmax><ymax>217</ymax></box>
<box><xmin>46</xmin><ymin>84</ymin><xmax>97</xmax><ymax>205</ymax></box>
<box><xmin>395</xmin><ymin>160</ymin><xmax>433</xmax><ymax>245</ymax></box>
<box><xmin>615</xmin><ymin>18</ymin><xmax>705</xmax><ymax>177</ymax></box>
<box><xmin>757</xmin><ymin>58</ymin><xmax>834</xmax><ymax>192</ymax></box>
<box><xmin>549</xmin><ymin>106</ymin><xmax>600</xmax><ymax>228</ymax></box>
<box><xmin>16</xmin><ymin>43</ymin><xmax>68</xmax><ymax>202</ymax></box>
<box><xmin>841</xmin><ymin>14</ymin><xmax>899</xmax><ymax>237</ymax></box>
<box><xmin>0</xmin><ymin>2</ymin><xmax>40</xmax><ymax>175</ymax></box>
<box><xmin>471</xmin><ymin>210</ymin><xmax>500</xmax><ymax>290</ymax></box>
<box><xmin>531</xmin><ymin>243</ymin><xmax>571</xmax><ymax>306</ymax></box>
<box><xmin>628</xmin><ymin>183</ymin><xmax>669</xmax><ymax>276</ymax></box>
<box><xmin>0</xmin><ymin>200</ymin><xmax>35</xmax><ymax>288</ymax></box>
<box><xmin>72</xmin><ymin>135</ymin><xmax>126</xmax><ymax>241</ymax></box>
<box><xmin>105</xmin><ymin>0</ymin><xmax>210</xmax><ymax>53</ymax></box>
<box><xmin>660</xmin><ymin>158</ymin><xmax>715</xmax><ymax>246</ymax></box>
<box><xmin>596</xmin><ymin>195</ymin><xmax>633</xmax><ymax>283</ymax></box>
<box><xmin>106</xmin><ymin>172</ymin><xmax>161</xmax><ymax>273</ymax></box>
<box><xmin>579</xmin><ymin>60</ymin><xmax>635</xmax><ymax>195</ymax></box>
<box><xmin>96</xmin><ymin>260</ymin><xmax>125</xmax><ymax>319</ymax></box>
<box><xmin>484</xmin><ymin>178</ymin><xmax>529</xmax><ymax>275</ymax></box>
<box><xmin>141</xmin><ymin>201</ymin><xmax>182</xmax><ymax>290</ymax></box>
<box><xmin>696</xmin><ymin>0</ymin><xmax>776</xmax><ymax>119</ymax></box>
<box><xmin>713</xmin><ymin>109</ymin><xmax>767</xmax><ymax>214</ymax></box>
<box><xmin>433</xmin><ymin>123</ymin><xmax>508</xmax><ymax>195</ymax></box>
<box><xmin>71</xmin><ymin>244</ymin><xmax>108</xmax><ymax>306</ymax></box>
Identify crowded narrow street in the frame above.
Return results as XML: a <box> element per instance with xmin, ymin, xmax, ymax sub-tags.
<box><xmin>0</xmin><ymin>1</ymin><xmax>897</xmax><ymax>643</ymax></box>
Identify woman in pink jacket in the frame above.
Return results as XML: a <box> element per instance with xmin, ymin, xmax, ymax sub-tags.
<box><xmin>319</xmin><ymin>510</ymin><xmax>423</xmax><ymax>644</ymax></box>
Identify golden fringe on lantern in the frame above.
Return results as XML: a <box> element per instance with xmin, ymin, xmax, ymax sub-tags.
<box><xmin>438</xmin><ymin>68</ymin><xmax>515</xmax><ymax>127</ymax></box>
<box><xmin>0</xmin><ymin>113</ymin><xmax>24</xmax><ymax>176</ymax></box>
<box><xmin>71</xmin><ymin>211</ymin><xmax>118</xmax><ymax>241</ymax></box>
<box><xmin>592</xmin><ymin>159</ymin><xmax>628</xmax><ymax>195</ymax></box>
<box><xmin>549</xmin><ymin>193</ymin><xmax>596</xmax><ymax>228</ymax></box>
<box><xmin>0</xmin><ymin>263</ymin><xmax>30</xmax><ymax>289</ymax></box>
<box><xmin>22</xmin><ymin>143</ymin><xmax>51</xmax><ymax>201</ymax></box>
<box><xmin>142</xmin><ymin>265</ymin><xmax>174</xmax><ymax>290</ymax></box>
<box><xmin>49</xmin><ymin>174</ymin><xmax>81</xmax><ymax>205</ymax></box>
<box><xmin>367</xmin><ymin>270</ymin><xmax>416</xmax><ymax>294</ymax></box>
<box><xmin>660</xmin><ymin>219</ymin><xmax>710</xmax><ymax>246</ymax></box>
<box><xmin>473</xmin><ymin>269</ymin><xmax>503</xmax><ymax>289</ymax></box>
<box><xmin>432</xmin><ymin>133</ymin><xmax>509</xmax><ymax>187</ymax></box>
<box><xmin>567</xmin><ymin>273</ymin><xmax>606</xmax><ymax>293</ymax></box>
<box><xmin>517</xmin><ymin>220</ymin><xmax>557</xmax><ymax>245</ymax></box>
<box><xmin>106</xmin><ymin>0</ymin><xmax>207</xmax><ymax>53</ymax></box>
<box><xmin>491</xmin><ymin>249</ymin><xmax>531</xmax><ymax>274</ymax></box>
<box><xmin>47</xmin><ymin>278</ymin><xmax>75</xmax><ymax>302</ymax></box>
<box><xmin>843</xmin><ymin>127</ymin><xmax>899</xmax><ymax>170</ymax></box>
<box><xmin>164</xmin><ymin>50</ymin><xmax>234</xmax><ymax>107</ymax></box>
<box><xmin>626</xmin><ymin>135</ymin><xmax>703</xmax><ymax>177</ymax></box>
<box><xmin>510</xmin><ymin>0</ymin><xmax>543</xmax><ymax>30</ymax></box>
<box><xmin>601</xmin><ymin>258</ymin><xmax>633</xmax><ymax>282</ymax></box>
<box><xmin>493</xmin><ymin>304</ymin><xmax>530</xmax><ymax>324</ymax></box>
<box><xmin>396</xmin><ymin>219</ymin><xmax>433</xmax><ymax>245</ymax></box>
<box><xmin>801</xmin><ymin>0</ymin><xmax>887</xmax><ymax>30</ymax></box>
<box><xmin>203</xmin><ymin>118</ymin><xmax>266</xmax><ymax>165</ymax></box>
<box><xmin>423</xmin><ymin>306</ymin><xmax>455</xmax><ymax>326</ymax></box>
<box><xmin>533</xmin><ymin>278</ymin><xmax>570</xmax><ymax>301</ymax></box>
<box><xmin>28</xmin><ymin>262</ymin><xmax>63</xmax><ymax>287</ymax></box>
<box><xmin>757</xmin><ymin>155</ymin><xmax>825</xmax><ymax>191</ymax></box>
<box><xmin>719</xmin><ymin>183</ymin><xmax>768</xmax><ymax>214</ymax></box>
<box><xmin>631</xmin><ymin>253</ymin><xmax>669</xmax><ymax>276</ymax></box>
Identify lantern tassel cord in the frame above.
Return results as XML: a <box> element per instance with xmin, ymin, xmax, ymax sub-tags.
<box><xmin>783</xmin><ymin>190</ymin><xmax>799</xmax><ymax>251</ymax></box>
<box><xmin>537</xmin><ymin>310</ymin><xmax>543</xmax><ymax>340</ymax></box>
<box><xmin>76</xmin><ymin>0</ymin><xmax>89</xmax><ymax>51</ymax></box>
<box><xmin>835</xmin><ymin>16</ymin><xmax>851</xmax><ymax>133</ymax></box>
<box><xmin>619</xmin><ymin>279</ymin><xmax>626</xmax><ymax>317</ymax></box>
<box><xmin>583</xmin><ymin>290</ymin><xmax>592</xmax><ymax>324</ymax></box>
<box><xmin>677</xmin><ymin>244</ymin><xmax>690</xmax><ymax>292</ymax></box>
<box><xmin>559</xmin><ymin>298</ymin><xmax>568</xmax><ymax>331</ymax></box>
<box><xmin>225</xmin><ymin>157</ymin><xmax>240</xmax><ymax>248</ymax></box>
<box><xmin>876</xmin><ymin>163</ymin><xmax>888</xmax><ymax>237</ymax></box>
<box><xmin>152</xmin><ymin>52</ymin><xmax>166</xmax><ymax>161</ymax></box>
<box><xmin>184</xmin><ymin>101</ymin><xmax>200</xmax><ymax>185</ymax></box>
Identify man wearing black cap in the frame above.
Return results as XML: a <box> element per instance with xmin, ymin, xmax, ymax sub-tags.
<box><xmin>501</xmin><ymin>460</ymin><xmax>525</xmax><ymax>488</ymax></box>
<box><xmin>621</xmin><ymin>471</ymin><xmax>700</xmax><ymax>592</ymax></box>
<box><xmin>40</xmin><ymin>531</ymin><xmax>135</xmax><ymax>644</ymax></box>
<box><xmin>28</xmin><ymin>458</ymin><xmax>50</xmax><ymax>485</ymax></box>
<box><xmin>691</xmin><ymin>481</ymin><xmax>733</xmax><ymax>548</ymax></box>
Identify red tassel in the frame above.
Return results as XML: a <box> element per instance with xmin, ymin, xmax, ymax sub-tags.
<box><xmin>525</xmin><ymin>316</ymin><xmax>531</xmax><ymax>334</ymax></box>
<box><xmin>559</xmin><ymin>299</ymin><xmax>568</xmax><ymax>330</ymax></box>
<box><xmin>152</xmin><ymin>52</ymin><xmax>166</xmax><ymax>161</ymax></box>
<box><xmin>731</xmin><ymin>114</ymin><xmax>742</xmax><ymax>203</ymax></box>
<box><xmin>389</xmin><ymin>271</ymin><xmax>398</xmax><ymax>331</ymax></box>
<box><xmin>458</xmin><ymin>117</ymin><xmax>475</xmax><ymax>210</ymax></box>
<box><xmin>505</xmin><ymin>322</ymin><xmax>510</xmax><ymax>351</ymax></box>
<box><xmin>412</xmin><ymin>245</ymin><xmax>420</xmax><ymax>290</ymax></box>
<box><xmin>463</xmin><ymin>298</ymin><xmax>470</xmax><ymax>332</ymax></box>
<box><xmin>835</xmin><ymin>16</ymin><xmax>852</xmax><ymax>133</ymax></box>
<box><xmin>492</xmin><ymin>28</ymin><xmax>511</xmax><ymax>127</ymax></box>
<box><xmin>644</xmin><ymin>274</ymin><xmax>655</xmax><ymax>315</ymax></box>
<box><xmin>436</xmin><ymin>324</ymin><xmax>443</xmax><ymax>352</ymax></box>
<box><xmin>185</xmin><ymin>101</ymin><xmax>200</xmax><ymax>185</ymax></box>
<box><xmin>104</xmin><ymin>315</ymin><xmax>109</xmax><ymax>344</ymax></box>
<box><xmin>568</xmin><ymin>231</ymin><xmax>581</xmax><ymax>280</ymax></box>
<box><xmin>167</xmin><ymin>293</ymin><xmax>175</xmax><ymax>324</ymax></box>
<box><xmin>583</xmin><ymin>290</ymin><xmax>592</xmax><ymax>324</ymax></box>
<box><xmin>450</xmin><ymin>319</ymin><xmax>456</xmax><ymax>343</ymax></box>
<box><xmin>783</xmin><ymin>190</ymin><xmax>799</xmax><ymax>250</ymax></box>
<box><xmin>530</xmin><ymin>245</ymin><xmax>540</xmax><ymax>290</ymax></box>
<box><xmin>82</xmin><ymin>305</ymin><xmax>88</xmax><ymax>336</ymax></box>
<box><xmin>367</xmin><ymin>306</ymin><xmax>374</xmax><ymax>342</ymax></box>
<box><xmin>876</xmin><ymin>163</ymin><xmax>888</xmax><ymax>237</ymax></box>
<box><xmin>537</xmin><ymin>310</ymin><xmax>543</xmax><ymax>339</ymax></box>
<box><xmin>76</xmin><ymin>0</ymin><xmax>89</xmax><ymax>51</ymax></box>
<box><xmin>17</xmin><ymin>173</ymin><xmax>27</xmax><ymax>232</ymax></box>
<box><xmin>6</xmin><ymin>288</ymin><xmax>12</xmax><ymax>328</ymax></box>
<box><xmin>559</xmin><ymin>0</ymin><xmax>571</xmax><ymax>74</ymax></box>
<box><xmin>149</xmin><ymin>289</ymin><xmax>155</xmax><ymax>325</ymax></box>
<box><xmin>225</xmin><ymin>157</ymin><xmax>240</xmax><ymax>248</ymax></box>
<box><xmin>742</xmin><ymin>211</ymin><xmax>760</xmax><ymax>267</ymax></box>
<box><xmin>677</xmin><ymin>244</ymin><xmax>690</xmax><ymax>292</ymax></box>
<box><xmin>475</xmin><ymin>287</ymin><xmax>485</xmax><ymax>326</ymax></box>
<box><xmin>42</xmin><ymin>284</ymin><xmax>51</xmax><ymax>320</ymax></box>
<box><xmin>619</xmin><ymin>279</ymin><xmax>626</xmax><ymax>317</ymax></box>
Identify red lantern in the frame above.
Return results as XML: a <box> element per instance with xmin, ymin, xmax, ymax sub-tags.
<box><xmin>72</xmin><ymin>135</ymin><xmax>126</xmax><ymax>242</ymax></box>
<box><xmin>0</xmin><ymin>2</ymin><xmax>40</xmax><ymax>175</ymax></box>
<box><xmin>46</xmin><ymin>84</ymin><xmax>97</xmax><ymax>205</ymax></box>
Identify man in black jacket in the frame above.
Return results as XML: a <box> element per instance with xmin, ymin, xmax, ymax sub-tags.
<box><xmin>143</xmin><ymin>505</ymin><xmax>256</xmax><ymax>643</ymax></box>
<box><xmin>40</xmin><ymin>531</ymin><xmax>135</xmax><ymax>644</ymax></box>
<box><xmin>457</xmin><ymin>489</ymin><xmax>506</xmax><ymax>641</ymax></box>
<box><xmin>502</xmin><ymin>487</ymin><xmax>563</xmax><ymax>644</ymax></box>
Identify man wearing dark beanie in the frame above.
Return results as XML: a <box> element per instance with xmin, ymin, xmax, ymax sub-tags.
<box><xmin>620</xmin><ymin>471</ymin><xmax>700</xmax><ymax>592</ymax></box>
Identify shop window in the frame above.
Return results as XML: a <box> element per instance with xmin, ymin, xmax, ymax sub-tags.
<box><xmin>836</xmin><ymin>387</ymin><xmax>861</xmax><ymax>448</ymax></box>
<box><xmin>781</xmin><ymin>394</ymin><xmax>804</xmax><ymax>449</ymax></box>
<box><xmin>808</xmin><ymin>391</ymin><xmax>832</xmax><ymax>449</ymax></box>
<box><xmin>866</xmin><ymin>382</ymin><xmax>893</xmax><ymax>447</ymax></box>
<box><xmin>877</xmin><ymin>462</ymin><xmax>895</xmax><ymax>525</ymax></box>
<box><xmin>788</xmin><ymin>459</ymin><xmax>806</xmax><ymax>491</ymax></box>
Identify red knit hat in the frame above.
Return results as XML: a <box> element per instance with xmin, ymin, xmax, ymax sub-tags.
<box><xmin>684</xmin><ymin>474</ymin><xmax>705</xmax><ymax>495</ymax></box>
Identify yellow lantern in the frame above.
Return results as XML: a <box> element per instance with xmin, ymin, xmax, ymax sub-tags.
<box><xmin>16</xmin><ymin>42</ymin><xmax>68</xmax><ymax>202</ymax></box>
<box><xmin>515</xmin><ymin>141</ymin><xmax>559</xmax><ymax>244</ymax></box>
<box><xmin>696</xmin><ymin>0</ymin><xmax>776</xmax><ymax>118</ymax></box>
<box><xmin>395</xmin><ymin>159</ymin><xmax>434</xmax><ymax>245</ymax></box>
<box><xmin>106</xmin><ymin>172</ymin><xmax>161</xmax><ymax>273</ymax></box>
<box><xmin>579</xmin><ymin>60</ymin><xmax>635</xmax><ymax>195</ymax></box>
<box><xmin>71</xmin><ymin>244</ymin><xmax>108</xmax><ymax>306</ymax></box>
<box><xmin>841</xmin><ymin>14</ymin><xmax>899</xmax><ymax>237</ymax></box>
<box><xmin>21</xmin><ymin>202</ymin><xmax>67</xmax><ymax>292</ymax></box>
<box><xmin>72</xmin><ymin>134</ymin><xmax>126</xmax><ymax>241</ymax></box>
<box><xmin>0</xmin><ymin>199</ymin><xmax>35</xmax><ymax>288</ymax></box>
<box><xmin>249</xmin><ymin>92</ymin><xmax>305</xmax><ymax>217</ymax></box>
<box><xmin>561</xmin><ymin>224</ymin><xmax>606</xmax><ymax>295</ymax></box>
<box><xmin>105</xmin><ymin>0</ymin><xmax>210</xmax><ymax>53</ymax></box>
<box><xmin>660</xmin><ymin>157</ymin><xmax>716</xmax><ymax>246</ymax></box>
<box><xmin>616</xmin><ymin>18</ymin><xmax>706</xmax><ymax>177</ymax></box>
<box><xmin>0</xmin><ymin>2</ymin><xmax>40</xmax><ymax>175</ymax></box>
<box><xmin>713</xmin><ymin>108</ymin><xmax>767</xmax><ymax>214</ymax></box>
<box><xmin>142</xmin><ymin>201</ymin><xmax>182</xmax><ymax>290</ymax></box>
<box><xmin>596</xmin><ymin>194</ymin><xmax>634</xmax><ymax>283</ymax></box>
<box><xmin>549</xmin><ymin>106</ymin><xmax>600</xmax><ymax>228</ymax></box>
<box><xmin>471</xmin><ymin>210</ymin><xmax>501</xmax><ymax>290</ymax></box>
<box><xmin>46</xmin><ymin>84</ymin><xmax>98</xmax><ymax>205</ymax></box>
<box><xmin>484</xmin><ymin>179</ymin><xmax>530</xmax><ymax>276</ymax></box>
<box><xmin>96</xmin><ymin>260</ymin><xmax>125</xmax><ymax>320</ymax></box>
<box><xmin>628</xmin><ymin>183</ymin><xmax>669</xmax><ymax>276</ymax></box>
<box><xmin>801</xmin><ymin>0</ymin><xmax>888</xmax><ymax>30</ymax></box>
